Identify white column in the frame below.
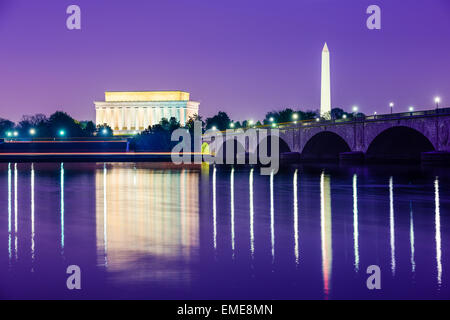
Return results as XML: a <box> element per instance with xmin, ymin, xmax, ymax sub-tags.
<box><xmin>321</xmin><ymin>42</ymin><xmax>331</xmax><ymax>116</ymax></box>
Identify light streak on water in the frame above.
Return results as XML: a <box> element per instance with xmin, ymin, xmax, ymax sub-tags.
<box><xmin>103</xmin><ymin>164</ymin><xmax>108</xmax><ymax>267</ymax></box>
<box><xmin>409</xmin><ymin>201</ymin><xmax>415</xmax><ymax>274</ymax></box>
<box><xmin>14</xmin><ymin>163</ymin><xmax>18</xmax><ymax>259</ymax></box>
<box><xmin>293</xmin><ymin>170</ymin><xmax>299</xmax><ymax>266</ymax></box>
<box><xmin>8</xmin><ymin>163</ymin><xmax>12</xmax><ymax>261</ymax></box>
<box><xmin>435</xmin><ymin>177</ymin><xmax>442</xmax><ymax>287</ymax></box>
<box><xmin>270</xmin><ymin>170</ymin><xmax>275</xmax><ymax>262</ymax></box>
<box><xmin>353</xmin><ymin>174</ymin><xmax>359</xmax><ymax>272</ymax></box>
<box><xmin>213</xmin><ymin>167</ymin><xmax>217</xmax><ymax>250</ymax></box>
<box><xmin>61</xmin><ymin>163</ymin><xmax>65</xmax><ymax>253</ymax></box>
<box><xmin>389</xmin><ymin>177</ymin><xmax>396</xmax><ymax>277</ymax></box>
<box><xmin>320</xmin><ymin>172</ymin><xmax>332</xmax><ymax>298</ymax></box>
<box><xmin>231</xmin><ymin>168</ymin><xmax>235</xmax><ymax>258</ymax></box>
<box><xmin>250</xmin><ymin>168</ymin><xmax>255</xmax><ymax>259</ymax></box>
<box><xmin>31</xmin><ymin>164</ymin><xmax>35</xmax><ymax>265</ymax></box>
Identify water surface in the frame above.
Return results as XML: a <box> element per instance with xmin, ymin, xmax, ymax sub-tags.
<box><xmin>0</xmin><ymin>162</ymin><xmax>449</xmax><ymax>299</ymax></box>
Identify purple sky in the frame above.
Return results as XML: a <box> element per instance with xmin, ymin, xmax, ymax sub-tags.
<box><xmin>0</xmin><ymin>0</ymin><xmax>449</xmax><ymax>122</ymax></box>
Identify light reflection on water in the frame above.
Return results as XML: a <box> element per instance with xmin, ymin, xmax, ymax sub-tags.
<box><xmin>95</xmin><ymin>164</ymin><xmax>199</xmax><ymax>284</ymax></box>
<box><xmin>0</xmin><ymin>162</ymin><xmax>448</xmax><ymax>299</ymax></box>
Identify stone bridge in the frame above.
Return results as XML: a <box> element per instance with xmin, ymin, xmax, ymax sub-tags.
<box><xmin>203</xmin><ymin>108</ymin><xmax>450</xmax><ymax>162</ymax></box>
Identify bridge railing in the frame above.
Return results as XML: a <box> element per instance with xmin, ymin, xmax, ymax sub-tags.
<box><xmin>202</xmin><ymin>107</ymin><xmax>450</xmax><ymax>137</ymax></box>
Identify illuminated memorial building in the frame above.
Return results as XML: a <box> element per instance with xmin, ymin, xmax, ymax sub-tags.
<box><xmin>95</xmin><ymin>91</ymin><xmax>200</xmax><ymax>135</ymax></box>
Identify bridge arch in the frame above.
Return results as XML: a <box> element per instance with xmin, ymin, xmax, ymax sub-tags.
<box><xmin>301</xmin><ymin>131</ymin><xmax>351</xmax><ymax>161</ymax></box>
<box><xmin>256</xmin><ymin>135</ymin><xmax>292</xmax><ymax>156</ymax></box>
<box><xmin>366</xmin><ymin>126</ymin><xmax>435</xmax><ymax>161</ymax></box>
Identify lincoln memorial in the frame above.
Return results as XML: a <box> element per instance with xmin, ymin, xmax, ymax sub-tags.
<box><xmin>95</xmin><ymin>91</ymin><xmax>200</xmax><ymax>135</ymax></box>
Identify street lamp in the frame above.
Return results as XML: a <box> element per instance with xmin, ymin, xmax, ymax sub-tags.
<box><xmin>435</xmin><ymin>97</ymin><xmax>441</xmax><ymax>111</ymax></box>
<box><xmin>272</xmin><ymin>123</ymin><xmax>277</xmax><ymax>128</ymax></box>
<box><xmin>292</xmin><ymin>113</ymin><xmax>299</xmax><ymax>121</ymax></box>
<box><xmin>389</xmin><ymin>102</ymin><xmax>394</xmax><ymax>114</ymax></box>
<box><xmin>29</xmin><ymin>128</ymin><xmax>36</xmax><ymax>136</ymax></box>
<box><xmin>13</xmin><ymin>131</ymin><xmax>19</xmax><ymax>137</ymax></box>
<box><xmin>343</xmin><ymin>114</ymin><xmax>347</xmax><ymax>119</ymax></box>
<box><xmin>102</xmin><ymin>128</ymin><xmax>108</xmax><ymax>135</ymax></box>
<box><xmin>6</xmin><ymin>131</ymin><xmax>12</xmax><ymax>138</ymax></box>
<box><xmin>352</xmin><ymin>106</ymin><xmax>359</xmax><ymax>113</ymax></box>
<box><xmin>269</xmin><ymin>117</ymin><xmax>274</xmax><ymax>122</ymax></box>
<box><xmin>249</xmin><ymin>120</ymin><xmax>254</xmax><ymax>126</ymax></box>
<box><xmin>59</xmin><ymin>130</ymin><xmax>66</xmax><ymax>137</ymax></box>
<box><xmin>229</xmin><ymin>123</ymin><xmax>235</xmax><ymax>129</ymax></box>
<box><xmin>212</xmin><ymin>126</ymin><xmax>217</xmax><ymax>131</ymax></box>
<box><xmin>409</xmin><ymin>106</ymin><xmax>414</xmax><ymax>115</ymax></box>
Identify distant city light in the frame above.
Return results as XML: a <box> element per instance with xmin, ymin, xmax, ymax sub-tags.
<box><xmin>316</xmin><ymin>118</ymin><xmax>320</xmax><ymax>122</ymax></box>
<box><xmin>374</xmin><ymin>112</ymin><xmax>378</xmax><ymax>115</ymax></box>
<box><xmin>13</xmin><ymin>131</ymin><xmax>19</xmax><ymax>137</ymax></box>
<box><xmin>59</xmin><ymin>130</ymin><xmax>66</xmax><ymax>136</ymax></box>
<box><xmin>102</xmin><ymin>128</ymin><xmax>108</xmax><ymax>135</ymax></box>
<box><xmin>343</xmin><ymin>115</ymin><xmax>347</xmax><ymax>119</ymax></box>
<box><xmin>269</xmin><ymin>117</ymin><xmax>274</xmax><ymax>122</ymax></box>
<box><xmin>272</xmin><ymin>123</ymin><xmax>277</xmax><ymax>128</ymax></box>
<box><xmin>6</xmin><ymin>131</ymin><xmax>12</xmax><ymax>137</ymax></box>
<box><xmin>292</xmin><ymin>113</ymin><xmax>299</xmax><ymax>120</ymax></box>
<box><xmin>29</xmin><ymin>128</ymin><xmax>36</xmax><ymax>136</ymax></box>
<box><xmin>230</xmin><ymin>123</ymin><xmax>235</xmax><ymax>129</ymax></box>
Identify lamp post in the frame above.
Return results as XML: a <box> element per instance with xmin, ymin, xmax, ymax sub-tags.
<box><xmin>389</xmin><ymin>102</ymin><xmax>394</xmax><ymax>114</ymax></box>
<box><xmin>435</xmin><ymin>97</ymin><xmax>441</xmax><ymax>112</ymax></box>
<box><xmin>409</xmin><ymin>106</ymin><xmax>414</xmax><ymax>116</ymax></box>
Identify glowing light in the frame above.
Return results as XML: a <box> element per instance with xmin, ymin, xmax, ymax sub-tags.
<box><xmin>272</xmin><ymin>123</ymin><xmax>277</xmax><ymax>128</ymax></box>
<box><xmin>320</xmin><ymin>172</ymin><xmax>332</xmax><ymax>298</ymax></box>
<box><xmin>13</xmin><ymin>131</ymin><xmax>19</xmax><ymax>137</ymax></box>
<box><xmin>292</xmin><ymin>113</ymin><xmax>299</xmax><ymax>120</ymax></box>
<box><xmin>6</xmin><ymin>131</ymin><xmax>12</xmax><ymax>137</ymax></box>
<box><xmin>229</xmin><ymin>123</ymin><xmax>235</xmax><ymax>129</ymax></box>
<box><xmin>29</xmin><ymin>128</ymin><xmax>36</xmax><ymax>136</ymax></box>
<box><xmin>390</xmin><ymin>102</ymin><xmax>394</xmax><ymax>108</ymax></box>
<box><xmin>61</xmin><ymin>163</ymin><xmax>65</xmax><ymax>253</ymax></box>
<box><xmin>213</xmin><ymin>167</ymin><xmax>217</xmax><ymax>250</ymax></box>
<box><xmin>435</xmin><ymin>177</ymin><xmax>442</xmax><ymax>287</ymax></box>
<box><xmin>231</xmin><ymin>168</ymin><xmax>235</xmax><ymax>258</ymax></box>
<box><xmin>269</xmin><ymin>117</ymin><xmax>274</xmax><ymax>122</ymax></box>
<box><xmin>389</xmin><ymin>177</ymin><xmax>396</xmax><ymax>276</ymax></box>
<box><xmin>316</xmin><ymin>118</ymin><xmax>320</xmax><ymax>122</ymax></box>
<box><xmin>409</xmin><ymin>107</ymin><xmax>415</xmax><ymax>112</ymax></box>
<box><xmin>102</xmin><ymin>128</ymin><xmax>108</xmax><ymax>135</ymax></box>
<box><xmin>31</xmin><ymin>164</ymin><xmax>35</xmax><ymax>265</ymax></box>
<box><xmin>14</xmin><ymin>163</ymin><xmax>18</xmax><ymax>259</ymax></box>
<box><xmin>410</xmin><ymin>202</ymin><xmax>415</xmax><ymax>273</ymax></box>
<box><xmin>353</xmin><ymin>174</ymin><xmax>359</xmax><ymax>272</ymax></box>
<box><xmin>343</xmin><ymin>115</ymin><xmax>347</xmax><ymax>119</ymax></box>
<box><xmin>8</xmin><ymin>163</ymin><xmax>12</xmax><ymax>261</ymax></box>
<box><xmin>249</xmin><ymin>120</ymin><xmax>255</xmax><ymax>126</ymax></box>
<box><xmin>270</xmin><ymin>170</ymin><xmax>275</xmax><ymax>262</ymax></box>
<box><xmin>293</xmin><ymin>170</ymin><xmax>299</xmax><ymax>266</ymax></box>
<box><xmin>352</xmin><ymin>106</ymin><xmax>359</xmax><ymax>112</ymax></box>
<box><xmin>103</xmin><ymin>163</ymin><xmax>108</xmax><ymax>267</ymax></box>
<box><xmin>435</xmin><ymin>97</ymin><xmax>441</xmax><ymax>104</ymax></box>
<box><xmin>250</xmin><ymin>169</ymin><xmax>254</xmax><ymax>259</ymax></box>
<box><xmin>212</xmin><ymin>126</ymin><xmax>217</xmax><ymax>131</ymax></box>
<box><xmin>59</xmin><ymin>130</ymin><xmax>66</xmax><ymax>137</ymax></box>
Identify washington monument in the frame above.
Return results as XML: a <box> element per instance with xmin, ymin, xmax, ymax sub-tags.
<box><xmin>321</xmin><ymin>43</ymin><xmax>331</xmax><ymax>116</ymax></box>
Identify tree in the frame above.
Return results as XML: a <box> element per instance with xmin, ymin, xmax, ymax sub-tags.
<box><xmin>205</xmin><ymin>111</ymin><xmax>231</xmax><ymax>131</ymax></box>
<box><xmin>0</xmin><ymin>118</ymin><xmax>15</xmax><ymax>137</ymax></box>
<box><xmin>48</xmin><ymin>111</ymin><xmax>84</xmax><ymax>137</ymax></box>
<box><xmin>96</xmin><ymin>124</ymin><xmax>113</xmax><ymax>137</ymax></box>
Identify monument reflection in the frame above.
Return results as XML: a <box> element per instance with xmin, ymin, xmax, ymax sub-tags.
<box><xmin>95</xmin><ymin>164</ymin><xmax>200</xmax><ymax>284</ymax></box>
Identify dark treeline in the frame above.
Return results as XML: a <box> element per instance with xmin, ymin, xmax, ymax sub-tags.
<box><xmin>0</xmin><ymin>111</ymin><xmax>113</xmax><ymax>138</ymax></box>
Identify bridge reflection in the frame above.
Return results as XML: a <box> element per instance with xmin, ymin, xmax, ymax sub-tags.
<box><xmin>210</xmin><ymin>167</ymin><xmax>445</xmax><ymax>296</ymax></box>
